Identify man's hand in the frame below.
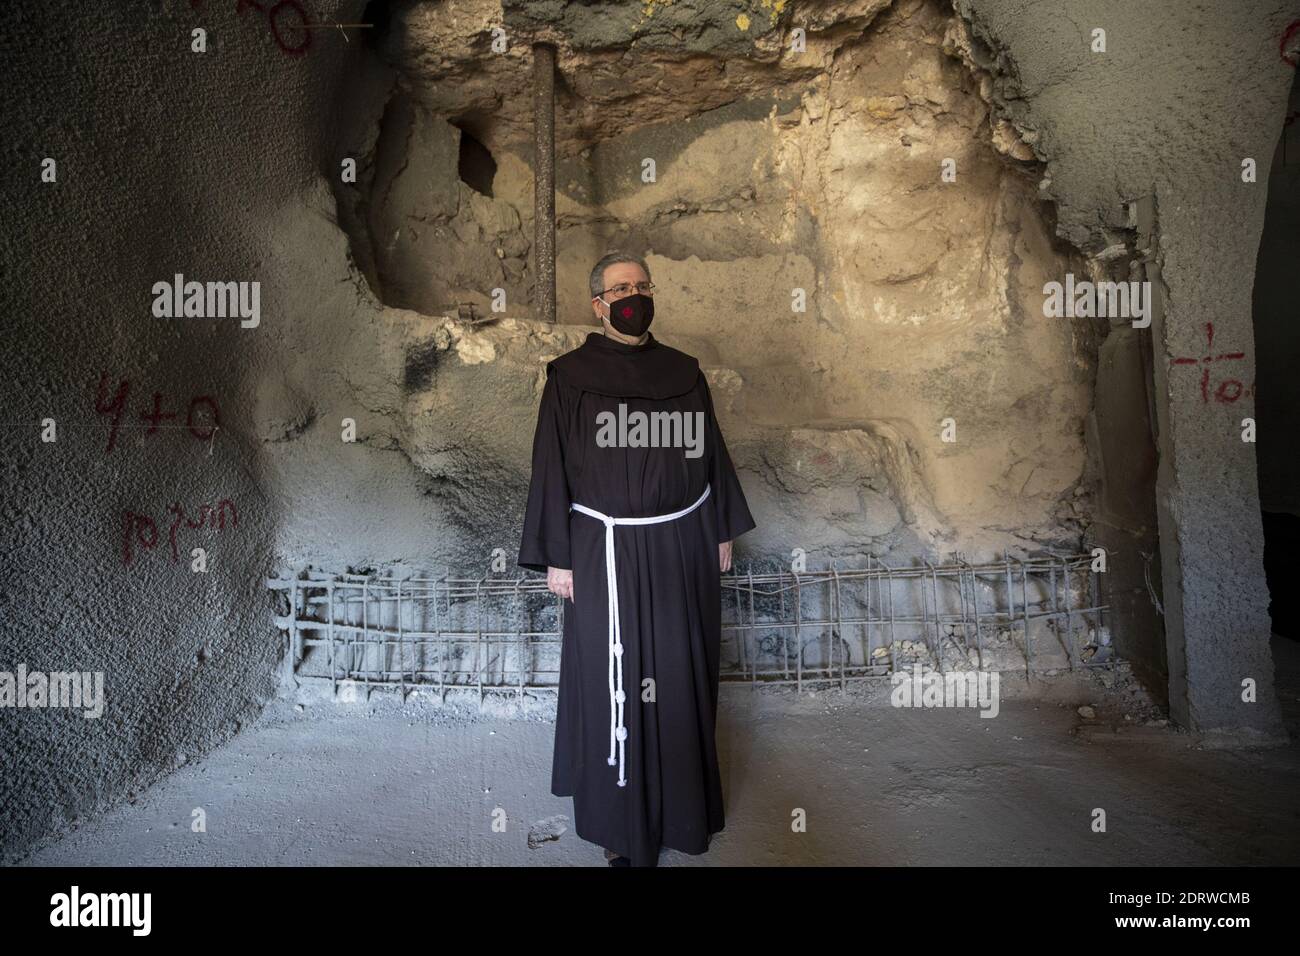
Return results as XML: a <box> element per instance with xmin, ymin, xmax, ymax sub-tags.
<box><xmin>547</xmin><ymin>566</ymin><xmax>574</xmax><ymax>601</ymax></box>
<box><xmin>719</xmin><ymin>540</ymin><xmax>733</xmax><ymax>573</ymax></box>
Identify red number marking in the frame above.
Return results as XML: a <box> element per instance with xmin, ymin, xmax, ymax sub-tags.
<box><xmin>268</xmin><ymin>1</ymin><xmax>312</xmax><ymax>55</ymax></box>
<box><xmin>95</xmin><ymin>373</ymin><xmax>130</xmax><ymax>454</ymax></box>
<box><xmin>140</xmin><ymin>392</ymin><xmax>178</xmax><ymax>434</ymax></box>
<box><xmin>187</xmin><ymin>396</ymin><xmax>221</xmax><ymax>439</ymax></box>
<box><xmin>1171</xmin><ymin>322</ymin><xmax>1246</xmax><ymax>403</ymax></box>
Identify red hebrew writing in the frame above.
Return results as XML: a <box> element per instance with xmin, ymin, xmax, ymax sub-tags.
<box><xmin>123</xmin><ymin>499</ymin><xmax>239</xmax><ymax>565</ymax></box>
<box><xmin>122</xmin><ymin>512</ymin><xmax>159</xmax><ymax>566</ymax></box>
<box><xmin>94</xmin><ymin>373</ymin><xmax>221</xmax><ymax>453</ymax></box>
<box><xmin>1171</xmin><ymin>322</ymin><xmax>1247</xmax><ymax>403</ymax></box>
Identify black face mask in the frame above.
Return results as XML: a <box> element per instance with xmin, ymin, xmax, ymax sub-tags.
<box><xmin>602</xmin><ymin>292</ymin><xmax>654</xmax><ymax>337</ymax></box>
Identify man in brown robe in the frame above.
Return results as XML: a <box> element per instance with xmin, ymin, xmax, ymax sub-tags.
<box><xmin>518</xmin><ymin>251</ymin><xmax>757</xmax><ymax>867</ymax></box>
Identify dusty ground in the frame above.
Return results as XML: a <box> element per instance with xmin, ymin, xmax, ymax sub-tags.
<box><xmin>19</xmin><ymin>638</ymin><xmax>1300</xmax><ymax>867</ymax></box>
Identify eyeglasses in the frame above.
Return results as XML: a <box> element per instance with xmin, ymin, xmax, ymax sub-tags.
<box><xmin>597</xmin><ymin>281</ymin><xmax>656</xmax><ymax>298</ymax></box>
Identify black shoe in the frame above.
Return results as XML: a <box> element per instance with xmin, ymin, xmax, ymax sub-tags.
<box><xmin>608</xmin><ymin>855</ymin><xmax>631</xmax><ymax>867</ymax></box>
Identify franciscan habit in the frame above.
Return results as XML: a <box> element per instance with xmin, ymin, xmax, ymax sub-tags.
<box><xmin>518</xmin><ymin>330</ymin><xmax>756</xmax><ymax>867</ymax></box>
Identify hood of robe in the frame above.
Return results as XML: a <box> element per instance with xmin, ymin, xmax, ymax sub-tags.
<box><xmin>547</xmin><ymin>331</ymin><xmax>701</xmax><ymax>399</ymax></box>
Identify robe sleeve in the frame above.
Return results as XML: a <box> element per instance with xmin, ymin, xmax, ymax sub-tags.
<box><xmin>518</xmin><ymin>367</ymin><xmax>573</xmax><ymax>573</ymax></box>
<box><xmin>701</xmin><ymin>373</ymin><xmax>757</xmax><ymax>543</ymax></box>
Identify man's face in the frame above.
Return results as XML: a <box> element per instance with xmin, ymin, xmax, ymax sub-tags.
<box><xmin>596</xmin><ymin>263</ymin><xmax>650</xmax><ymax>317</ymax></box>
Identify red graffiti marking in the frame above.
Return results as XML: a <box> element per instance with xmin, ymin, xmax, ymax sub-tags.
<box><xmin>1171</xmin><ymin>322</ymin><xmax>1246</xmax><ymax>403</ymax></box>
<box><xmin>140</xmin><ymin>392</ymin><xmax>177</xmax><ymax>434</ymax></box>
<box><xmin>94</xmin><ymin>374</ymin><xmax>222</xmax><ymax>454</ymax></box>
<box><xmin>190</xmin><ymin>0</ymin><xmax>313</xmax><ymax>55</ymax></box>
<box><xmin>123</xmin><ymin>511</ymin><xmax>159</xmax><ymax>565</ymax></box>
<box><xmin>95</xmin><ymin>373</ymin><xmax>130</xmax><ymax>453</ymax></box>
<box><xmin>1282</xmin><ymin>20</ymin><xmax>1300</xmax><ymax>68</ymax></box>
<box><xmin>237</xmin><ymin>0</ymin><xmax>313</xmax><ymax>55</ymax></box>
<box><xmin>124</xmin><ymin>499</ymin><xmax>239</xmax><ymax>565</ymax></box>
<box><xmin>187</xmin><ymin>396</ymin><xmax>221</xmax><ymax>439</ymax></box>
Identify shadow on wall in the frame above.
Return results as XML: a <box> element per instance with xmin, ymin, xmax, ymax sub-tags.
<box><xmin>1254</xmin><ymin>69</ymin><xmax>1300</xmax><ymax>640</ymax></box>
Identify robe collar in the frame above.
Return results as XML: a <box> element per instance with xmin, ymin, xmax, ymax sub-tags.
<box><xmin>548</xmin><ymin>330</ymin><xmax>701</xmax><ymax>399</ymax></box>
<box><xmin>586</xmin><ymin>330</ymin><xmax>657</xmax><ymax>353</ymax></box>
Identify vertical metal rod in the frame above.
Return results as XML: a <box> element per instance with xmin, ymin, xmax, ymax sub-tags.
<box><xmin>885</xmin><ymin>561</ymin><xmax>897</xmax><ymax>675</ymax></box>
<box><xmin>327</xmin><ymin>582</ymin><xmax>337</xmax><ymax>695</ymax></box>
<box><xmin>1090</xmin><ymin>556</ymin><xmax>1103</xmax><ymax>651</ymax></box>
<box><xmin>831</xmin><ymin>566</ymin><xmax>845</xmax><ymax>690</ymax></box>
<box><xmin>921</xmin><ymin>560</ymin><xmax>935</xmax><ymax>670</ymax></box>
<box><xmin>793</xmin><ymin>570</ymin><xmax>803</xmax><ymax>693</ymax></box>
<box><xmin>359</xmin><ymin>579</ymin><xmax>368</xmax><ymax>693</ymax></box>
<box><xmin>532</xmin><ymin>43</ymin><xmax>556</xmax><ymax>324</ymax></box>
<box><xmin>864</xmin><ymin>554</ymin><xmax>873</xmax><ymax>668</ymax></box>
<box><xmin>291</xmin><ymin>577</ymin><xmax>301</xmax><ymax>687</ymax></box>
<box><xmin>475</xmin><ymin>578</ymin><xmax>485</xmax><ymax>703</ymax></box>
<box><xmin>1061</xmin><ymin>555</ymin><xmax>1076</xmax><ymax>670</ymax></box>
<box><xmin>434</xmin><ymin>572</ymin><xmax>445</xmax><ymax>701</ymax></box>
<box><xmin>778</xmin><ymin>568</ymin><xmax>789</xmax><ymax>680</ymax></box>
<box><xmin>516</xmin><ymin>578</ymin><xmax>526</xmax><ymax>700</ymax></box>
<box><xmin>930</xmin><ymin>561</ymin><xmax>943</xmax><ymax>672</ymax></box>
<box><xmin>955</xmin><ymin>561</ymin><xmax>967</xmax><ymax>651</ymax></box>
<box><xmin>1019</xmin><ymin>559</ymin><xmax>1032</xmax><ymax>682</ymax></box>
<box><xmin>444</xmin><ymin>567</ymin><xmax>453</xmax><ymax>702</ymax></box>
<box><xmin>747</xmin><ymin>567</ymin><xmax>757</xmax><ymax>687</ymax></box>
<box><xmin>397</xmin><ymin>580</ymin><xmax>405</xmax><ymax>700</ymax></box>
<box><xmin>1003</xmin><ymin>550</ymin><xmax>1014</xmax><ymax>650</ymax></box>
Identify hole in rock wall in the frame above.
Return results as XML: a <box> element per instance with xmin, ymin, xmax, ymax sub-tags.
<box><xmin>361</xmin><ymin>0</ymin><xmax>393</xmax><ymax>50</ymax></box>
<box><xmin>456</xmin><ymin>126</ymin><xmax>497</xmax><ymax>198</ymax></box>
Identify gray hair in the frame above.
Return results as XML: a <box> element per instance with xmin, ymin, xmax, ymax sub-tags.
<box><xmin>588</xmin><ymin>251</ymin><xmax>652</xmax><ymax>300</ymax></box>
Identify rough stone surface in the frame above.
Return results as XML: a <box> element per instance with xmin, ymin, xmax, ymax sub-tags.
<box><xmin>337</xmin><ymin>0</ymin><xmax>1100</xmax><ymax>565</ymax></box>
<box><xmin>954</xmin><ymin>0</ymin><xmax>1290</xmax><ymax>739</ymax></box>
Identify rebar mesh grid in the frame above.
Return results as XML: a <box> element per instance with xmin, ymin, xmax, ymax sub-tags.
<box><xmin>267</xmin><ymin>553</ymin><xmax>1110</xmax><ymax>700</ymax></box>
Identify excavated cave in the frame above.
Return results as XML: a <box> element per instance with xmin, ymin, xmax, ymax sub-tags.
<box><xmin>315</xmin><ymin>0</ymin><xmax>1117</xmax><ymax>572</ymax></box>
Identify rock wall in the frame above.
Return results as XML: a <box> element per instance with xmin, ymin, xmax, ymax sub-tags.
<box><xmin>952</xmin><ymin>0</ymin><xmax>1294</xmax><ymax>738</ymax></box>
<box><xmin>0</xmin><ymin>0</ymin><xmax>360</xmax><ymax>862</ymax></box>
<box><xmin>328</xmin><ymin>0</ymin><xmax>1100</xmax><ymax>571</ymax></box>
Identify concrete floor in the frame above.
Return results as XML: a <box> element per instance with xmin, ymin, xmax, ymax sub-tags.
<box><xmin>20</xmin><ymin>638</ymin><xmax>1300</xmax><ymax>866</ymax></box>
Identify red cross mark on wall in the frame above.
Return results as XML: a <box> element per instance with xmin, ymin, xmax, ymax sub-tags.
<box><xmin>1171</xmin><ymin>322</ymin><xmax>1246</xmax><ymax>403</ymax></box>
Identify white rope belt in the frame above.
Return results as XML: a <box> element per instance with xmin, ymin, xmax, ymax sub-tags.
<box><xmin>568</xmin><ymin>483</ymin><xmax>712</xmax><ymax>788</ymax></box>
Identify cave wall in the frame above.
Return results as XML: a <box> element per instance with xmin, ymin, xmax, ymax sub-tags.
<box><xmin>330</xmin><ymin>0</ymin><xmax>1100</xmax><ymax>570</ymax></box>
<box><xmin>0</xmin><ymin>0</ymin><xmax>361</xmax><ymax>862</ymax></box>
<box><xmin>953</xmin><ymin>0</ymin><xmax>1294</xmax><ymax>738</ymax></box>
